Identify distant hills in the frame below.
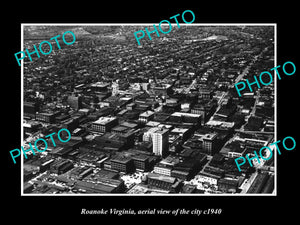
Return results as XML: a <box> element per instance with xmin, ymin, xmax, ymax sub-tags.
<box><xmin>23</xmin><ymin>25</ymin><xmax>131</xmax><ymax>42</ymax></box>
<box><xmin>24</xmin><ymin>26</ymin><xmax>93</xmax><ymax>39</ymax></box>
<box><xmin>23</xmin><ymin>26</ymin><xmax>126</xmax><ymax>38</ymax></box>
<box><xmin>23</xmin><ymin>25</ymin><xmax>274</xmax><ymax>44</ymax></box>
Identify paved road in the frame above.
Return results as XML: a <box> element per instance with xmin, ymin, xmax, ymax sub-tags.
<box><xmin>235</xmin><ymin>46</ymin><xmax>269</xmax><ymax>84</ymax></box>
<box><xmin>235</xmin><ymin>64</ymin><xmax>251</xmax><ymax>84</ymax></box>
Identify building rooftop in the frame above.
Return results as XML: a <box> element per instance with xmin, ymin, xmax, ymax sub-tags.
<box><xmin>111</xmin><ymin>154</ymin><xmax>132</xmax><ymax>164</ymax></box>
<box><xmin>146</xmin><ymin>121</ymin><xmax>161</xmax><ymax>127</ymax></box>
<box><xmin>205</xmin><ymin>120</ymin><xmax>235</xmax><ymax>129</ymax></box>
<box><xmin>203</xmin><ymin>133</ymin><xmax>218</xmax><ymax>141</ymax></box>
<box><xmin>154</xmin><ymin>128</ymin><xmax>169</xmax><ymax>135</ymax></box>
<box><xmin>37</xmin><ymin>112</ymin><xmax>56</xmax><ymax>116</ymax></box>
<box><xmin>160</xmin><ymin>155</ymin><xmax>180</xmax><ymax>166</ymax></box>
<box><xmin>111</xmin><ymin>126</ymin><xmax>128</xmax><ymax>132</ymax></box>
<box><xmin>131</xmin><ymin>154</ymin><xmax>149</xmax><ymax>162</ymax></box>
<box><xmin>171</xmin><ymin>112</ymin><xmax>201</xmax><ymax>118</ymax></box>
<box><xmin>181</xmin><ymin>184</ymin><xmax>197</xmax><ymax>193</ymax></box>
<box><xmin>171</xmin><ymin>127</ymin><xmax>189</xmax><ymax>134</ymax></box>
<box><xmin>92</xmin><ymin>116</ymin><xmax>117</xmax><ymax>125</ymax></box>
<box><xmin>120</xmin><ymin>121</ymin><xmax>138</xmax><ymax>128</ymax></box>
<box><xmin>91</xmin><ymin>82</ymin><xmax>110</xmax><ymax>88</ymax></box>
<box><xmin>140</xmin><ymin>110</ymin><xmax>154</xmax><ymax>117</ymax></box>
<box><xmin>127</xmin><ymin>184</ymin><xmax>149</xmax><ymax>194</ymax></box>
<box><xmin>74</xmin><ymin>180</ymin><xmax>117</xmax><ymax>193</ymax></box>
<box><xmin>147</xmin><ymin>173</ymin><xmax>176</xmax><ymax>184</ymax></box>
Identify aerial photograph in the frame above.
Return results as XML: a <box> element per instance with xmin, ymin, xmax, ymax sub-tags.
<box><xmin>22</xmin><ymin>24</ymin><xmax>275</xmax><ymax>195</ymax></box>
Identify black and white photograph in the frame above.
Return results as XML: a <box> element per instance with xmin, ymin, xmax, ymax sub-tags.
<box><xmin>3</xmin><ymin>3</ymin><xmax>298</xmax><ymax>222</ymax></box>
<box><xmin>20</xmin><ymin>24</ymin><xmax>276</xmax><ymax>196</ymax></box>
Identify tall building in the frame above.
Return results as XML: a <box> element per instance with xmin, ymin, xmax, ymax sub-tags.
<box><xmin>191</xmin><ymin>104</ymin><xmax>205</xmax><ymax>125</ymax></box>
<box><xmin>67</xmin><ymin>94</ymin><xmax>82</xmax><ymax>110</ymax></box>
<box><xmin>111</xmin><ymin>81</ymin><xmax>119</xmax><ymax>96</ymax></box>
<box><xmin>202</xmin><ymin>133</ymin><xmax>218</xmax><ymax>155</ymax></box>
<box><xmin>152</xmin><ymin>128</ymin><xmax>169</xmax><ymax>157</ymax></box>
<box><xmin>143</xmin><ymin>127</ymin><xmax>161</xmax><ymax>142</ymax></box>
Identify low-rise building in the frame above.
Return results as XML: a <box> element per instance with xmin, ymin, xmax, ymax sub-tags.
<box><xmin>50</xmin><ymin>159</ymin><xmax>74</xmax><ymax>175</ymax></box>
<box><xmin>147</xmin><ymin>172</ymin><xmax>178</xmax><ymax>191</ymax></box>
<box><xmin>91</xmin><ymin>116</ymin><xmax>118</xmax><ymax>133</ymax></box>
<box><xmin>218</xmin><ymin>178</ymin><xmax>239</xmax><ymax>193</ymax></box>
<box><xmin>110</xmin><ymin>155</ymin><xmax>135</xmax><ymax>173</ymax></box>
<box><xmin>139</xmin><ymin>110</ymin><xmax>155</xmax><ymax>124</ymax></box>
<box><xmin>36</xmin><ymin>112</ymin><xmax>58</xmax><ymax>123</ymax></box>
<box><xmin>154</xmin><ymin>163</ymin><xmax>172</xmax><ymax>176</ymax></box>
<box><xmin>132</xmin><ymin>154</ymin><xmax>150</xmax><ymax>172</ymax></box>
<box><xmin>197</xmin><ymin>165</ymin><xmax>225</xmax><ymax>186</ymax></box>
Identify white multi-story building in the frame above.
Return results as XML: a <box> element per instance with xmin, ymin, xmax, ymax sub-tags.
<box><xmin>152</xmin><ymin>128</ymin><xmax>169</xmax><ymax>157</ymax></box>
<box><xmin>142</xmin><ymin>127</ymin><xmax>161</xmax><ymax>142</ymax></box>
<box><xmin>154</xmin><ymin>164</ymin><xmax>172</xmax><ymax>176</ymax></box>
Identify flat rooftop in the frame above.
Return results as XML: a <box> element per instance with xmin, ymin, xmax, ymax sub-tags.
<box><xmin>111</xmin><ymin>155</ymin><xmax>132</xmax><ymax>164</ymax></box>
<box><xmin>203</xmin><ymin>133</ymin><xmax>218</xmax><ymax>140</ymax></box>
<box><xmin>160</xmin><ymin>155</ymin><xmax>180</xmax><ymax>166</ymax></box>
<box><xmin>92</xmin><ymin>116</ymin><xmax>117</xmax><ymax>125</ymax></box>
<box><xmin>91</xmin><ymin>82</ymin><xmax>109</xmax><ymax>88</ymax></box>
<box><xmin>147</xmin><ymin>173</ymin><xmax>176</xmax><ymax>184</ymax></box>
<box><xmin>140</xmin><ymin>110</ymin><xmax>154</xmax><ymax>117</ymax></box>
<box><xmin>171</xmin><ymin>127</ymin><xmax>189</xmax><ymax>134</ymax></box>
<box><xmin>154</xmin><ymin>128</ymin><xmax>169</xmax><ymax>135</ymax></box>
<box><xmin>206</xmin><ymin>120</ymin><xmax>235</xmax><ymax>128</ymax></box>
<box><xmin>171</xmin><ymin>112</ymin><xmax>201</xmax><ymax>118</ymax></box>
